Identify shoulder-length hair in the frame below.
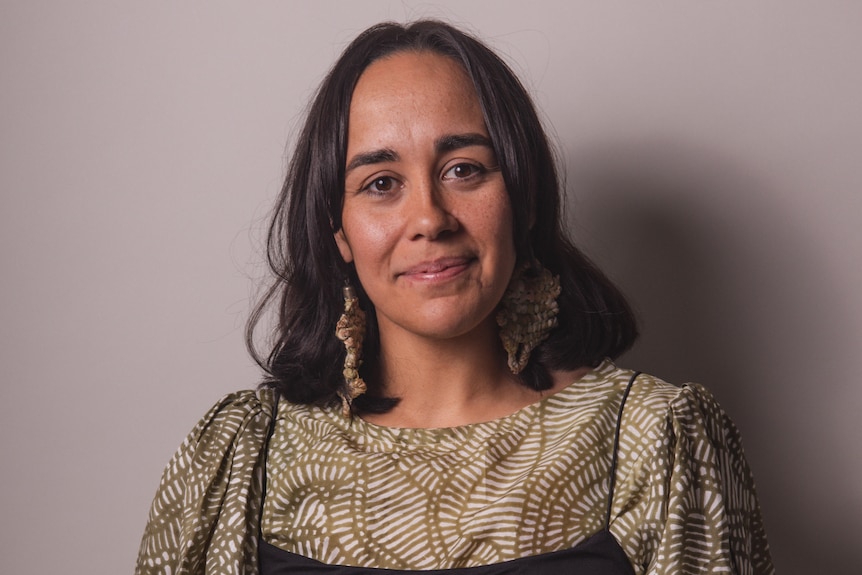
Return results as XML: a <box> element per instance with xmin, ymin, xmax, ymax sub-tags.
<box><xmin>247</xmin><ymin>20</ymin><xmax>637</xmax><ymax>412</ymax></box>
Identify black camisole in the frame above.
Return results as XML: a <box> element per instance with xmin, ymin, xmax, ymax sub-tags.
<box><xmin>259</xmin><ymin>373</ymin><xmax>641</xmax><ymax>575</ymax></box>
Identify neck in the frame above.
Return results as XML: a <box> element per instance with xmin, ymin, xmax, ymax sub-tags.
<box><xmin>363</xmin><ymin>319</ymin><xmax>543</xmax><ymax>428</ymax></box>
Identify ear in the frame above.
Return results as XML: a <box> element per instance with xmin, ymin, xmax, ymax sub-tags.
<box><xmin>334</xmin><ymin>228</ymin><xmax>354</xmax><ymax>263</ymax></box>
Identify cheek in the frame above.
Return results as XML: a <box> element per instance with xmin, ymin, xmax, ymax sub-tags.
<box><xmin>342</xmin><ymin>216</ymin><xmax>397</xmax><ymax>274</ymax></box>
<box><xmin>480</xmin><ymin>195</ymin><xmax>515</xmax><ymax>256</ymax></box>
<box><xmin>495</xmin><ymin>205</ymin><xmax>515</xmax><ymax>244</ymax></box>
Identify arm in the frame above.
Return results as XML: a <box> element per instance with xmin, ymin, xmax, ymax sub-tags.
<box><xmin>643</xmin><ymin>384</ymin><xmax>773</xmax><ymax>574</ymax></box>
<box><xmin>135</xmin><ymin>390</ymin><xmax>275</xmax><ymax>575</ymax></box>
<box><xmin>610</xmin><ymin>380</ymin><xmax>774</xmax><ymax>574</ymax></box>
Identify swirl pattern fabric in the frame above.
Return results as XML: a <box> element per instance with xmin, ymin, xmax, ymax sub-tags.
<box><xmin>136</xmin><ymin>361</ymin><xmax>774</xmax><ymax>574</ymax></box>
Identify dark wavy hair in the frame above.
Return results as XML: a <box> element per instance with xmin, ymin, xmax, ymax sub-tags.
<box><xmin>247</xmin><ymin>20</ymin><xmax>637</xmax><ymax>413</ymax></box>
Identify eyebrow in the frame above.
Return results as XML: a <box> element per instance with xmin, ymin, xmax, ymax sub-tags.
<box><xmin>345</xmin><ymin>148</ymin><xmax>399</xmax><ymax>174</ymax></box>
<box><xmin>435</xmin><ymin>133</ymin><xmax>493</xmax><ymax>154</ymax></box>
<box><xmin>345</xmin><ymin>133</ymin><xmax>494</xmax><ymax>174</ymax></box>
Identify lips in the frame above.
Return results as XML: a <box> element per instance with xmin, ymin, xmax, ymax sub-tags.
<box><xmin>398</xmin><ymin>256</ymin><xmax>474</xmax><ymax>278</ymax></box>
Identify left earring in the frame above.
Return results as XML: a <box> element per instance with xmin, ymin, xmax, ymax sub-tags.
<box><xmin>496</xmin><ymin>261</ymin><xmax>561</xmax><ymax>374</ymax></box>
<box><xmin>335</xmin><ymin>283</ymin><xmax>367</xmax><ymax>417</ymax></box>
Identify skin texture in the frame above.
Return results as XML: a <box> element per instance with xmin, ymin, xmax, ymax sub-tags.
<box><xmin>336</xmin><ymin>52</ymin><xmax>584</xmax><ymax>427</ymax></box>
<box><xmin>338</xmin><ymin>51</ymin><xmax>515</xmax><ymax>343</ymax></box>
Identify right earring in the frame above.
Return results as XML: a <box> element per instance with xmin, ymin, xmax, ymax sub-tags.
<box><xmin>335</xmin><ymin>283</ymin><xmax>367</xmax><ymax>417</ymax></box>
<box><xmin>496</xmin><ymin>261</ymin><xmax>561</xmax><ymax>374</ymax></box>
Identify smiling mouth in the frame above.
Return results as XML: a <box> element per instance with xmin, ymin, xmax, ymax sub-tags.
<box><xmin>399</xmin><ymin>256</ymin><xmax>475</xmax><ymax>279</ymax></box>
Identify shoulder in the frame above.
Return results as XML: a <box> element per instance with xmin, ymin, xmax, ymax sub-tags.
<box><xmin>608</xmin><ymin>368</ymin><xmax>747</xmax><ymax>474</ymax></box>
<box><xmin>611</xmin><ymin>369</ymin><xmax>761</xmax><ymax>522</ymax></box>
<box><xmin>146</xmin><ymin>388</ymin><xmax>279</xmax><ymax>496</ymax></box>
<box><xmin>609</xmin><ymin>371</ymin><xmax>774</xmax><ymax>572</ymax></box>
<box><xmin>179</xmin><ymin>388</ymin><xmax>278</xmax><ymax>456</ymax></box>
<box><xmin>137</xmin><ymin>388</ymin><xmax>279</xmax><ymax>574</ymax></box>
<box><xmin>618</xmin><ymin>370</ymin><xmax>729</xmax><ymax>434</ymax></box>
<box><xmin>191</xmin><ymin>388</ymin><xmax>276</xmax><ymax>433</ymax></box>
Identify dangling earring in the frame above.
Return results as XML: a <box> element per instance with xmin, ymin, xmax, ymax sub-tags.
<box><xmin>335</xmin><ymin>283</ymin><xmax>367</xmax><ymax>416</ymax></box>
<box><xmin>496</xmin><ymin>261</ymin><xmax>561</xmax><ymax>374</ymax></box>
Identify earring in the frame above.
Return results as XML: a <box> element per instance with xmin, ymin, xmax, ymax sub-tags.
<box><xmin>335</xmin><ymin>283</ymin><xmax>367</xmax><ymax>417</ymax></box>
<box><xmin>496</xmin><ymin>261</ymin><xmax>561</xmax><ymax>374</ymax></box>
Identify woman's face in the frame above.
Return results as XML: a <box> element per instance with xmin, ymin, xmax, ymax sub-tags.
<box><xmin>336</xmin><ymin>51</ymin><xmax>516</xmax><ymax>344</ymax></box>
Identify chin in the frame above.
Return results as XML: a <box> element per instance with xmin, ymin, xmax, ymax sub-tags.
<box><xmin>394</xmin><ymin>309</ymin><xmax>498</xmax><ymax>342</ymax></box>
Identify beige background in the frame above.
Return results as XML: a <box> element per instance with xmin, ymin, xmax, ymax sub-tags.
<box><xmin>1</xmin><ymin>1</ymin><xmax>859</xmax><ymax>573</ymax></box>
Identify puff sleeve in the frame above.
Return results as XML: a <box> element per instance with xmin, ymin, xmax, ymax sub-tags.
<box><xmin>136</xmin><ymin>389</ymin><xmax>276</xmax><ymax>575</ymax></box>
<box><xmin>611</xmin><ymin>382</ymin><xmax>774</xmax><ymax>574</ymax></box>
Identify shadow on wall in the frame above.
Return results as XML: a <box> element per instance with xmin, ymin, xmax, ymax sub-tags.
<box><xmin>565</xmin><ymin>142</ymin><xmax>859</xmax><ymax>574</ymax></box>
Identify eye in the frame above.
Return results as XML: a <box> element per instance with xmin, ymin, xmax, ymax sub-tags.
<box><xmin>443</xmin><ymin>163</ymin><xmax>484</xmax><ymax>181</ymax></box>
<box><xmin>363</xmin><ymin>176</ymin><xmax>398</xmax><ymax>195</ymax></box>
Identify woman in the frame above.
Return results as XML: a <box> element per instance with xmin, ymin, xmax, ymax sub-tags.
<box><xmin>136</xmin><ymin>20</ymin><xmax>773</xmax><ymax>574</ymax></box>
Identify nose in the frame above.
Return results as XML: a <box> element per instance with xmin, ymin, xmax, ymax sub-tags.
<box><xmin>406</xmin><ymin>180</ymin><xmax>459</xmax><ymax>241</ymax></box>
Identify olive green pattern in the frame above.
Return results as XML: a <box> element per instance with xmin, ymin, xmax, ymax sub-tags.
<box><xmin>136</xmin><ymin>361</ymin><xmax>774</xmax><ymax>574</ymax></box>
<box><xmin>136</xmin><ymin>390</ymin><xmax>276</xmax><ymax>575</ymax></box>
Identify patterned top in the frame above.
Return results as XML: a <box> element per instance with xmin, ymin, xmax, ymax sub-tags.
<box><xmin>136</xmin><ymin>361</ymin><xmax>774</xmax><ymax>574</ymax></box>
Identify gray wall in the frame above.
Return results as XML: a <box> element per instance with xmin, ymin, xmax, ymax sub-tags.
<box><xmin>2</xmin><ymin>1</ymin><xmax>859</xmax><ymax>573</ymax></box>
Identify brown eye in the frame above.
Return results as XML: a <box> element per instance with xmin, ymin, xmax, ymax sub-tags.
<box><xmin>443</xmin><ymin>163</ymin><xmax>483</xmax><ymax>180</ymax></box>
<box><xmin>365</xmin><ymin>176</ymin><xmax>396</xmax><ymax>195</ymax></box>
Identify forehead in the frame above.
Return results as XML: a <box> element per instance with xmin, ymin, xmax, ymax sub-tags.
<box><xmin>348</xmin><ymin>51</ymin><xmax>484</xmax><ymax>132</ymax></box>
<box><xmin>356</xmin><ymin>50</ymin><xmax>471</xmax><ymax>88</ymax></box>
